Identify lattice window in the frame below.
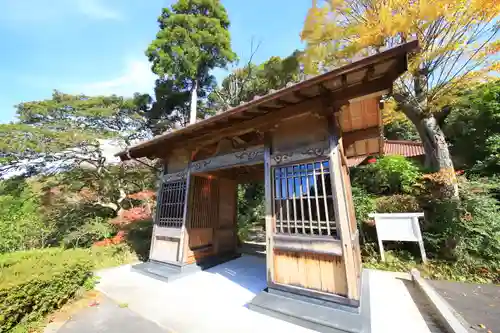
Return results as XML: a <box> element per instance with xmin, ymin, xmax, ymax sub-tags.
<box><xmin>155</xmin><ymin>179</ymin><xmax>187</xmax><ymax>228</ymax></box>
<box><xmin>273</xmin><ymin>160</ymin><xmax>337</xmax><ymax>236</ymax></box>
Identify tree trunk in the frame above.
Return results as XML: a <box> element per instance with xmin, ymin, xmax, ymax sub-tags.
<box><xmin>189</xmin><ymin>79</ymin><xmax>198</xmax><ymax>125</ymax></box>
<box><xmin>412</xmin><ymin>113</ymin><xmax>459</xmax><ymax>197</ymax></box>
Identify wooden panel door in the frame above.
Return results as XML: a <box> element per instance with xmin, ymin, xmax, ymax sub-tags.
<box><xmin>216</xmin><ymin>178</ymin><xmax>237</xmax><ymax>255</ymax></box>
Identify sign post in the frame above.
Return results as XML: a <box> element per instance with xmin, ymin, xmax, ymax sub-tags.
<box><xmin>369</xmin><ymin>213</ymin><xmax>427</xmax><ymax>263</ymax></box>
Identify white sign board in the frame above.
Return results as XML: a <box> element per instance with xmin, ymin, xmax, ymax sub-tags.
<box><xmin>369</xmin><ymin>213</ymin><xmax>427</xmax><ymax>263</ymax></box>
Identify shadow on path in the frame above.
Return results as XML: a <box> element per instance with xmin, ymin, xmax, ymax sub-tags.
<box><xmin>205</xmin><ymin>254</ymin><xmax>267</xmax><ymax>296</ymax></box>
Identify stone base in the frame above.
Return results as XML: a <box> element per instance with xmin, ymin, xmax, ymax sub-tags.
<box><xmin>132</xmin><ymin>252</ymin><xmax>241</xmax><ymax>283</ymax></box>
<box><xmin>248</xmin><ymin>270</ymin><xmax>371</xmax><ymax>333</ymax></box>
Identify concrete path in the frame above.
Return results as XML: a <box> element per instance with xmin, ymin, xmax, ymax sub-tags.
<box><xmin>429</xmin><ymin>279</ymin><xmax>500</xmax><ymax>332</ymax></box>
<box><xmin>95</xmin><ymin>255</ymin><xmax>440</xmax><ymax>333</ymax></box>
<box><xmin>55</xmin><ymin>295</ymin><xmax>167</xmax><ymax>333</ymax></box>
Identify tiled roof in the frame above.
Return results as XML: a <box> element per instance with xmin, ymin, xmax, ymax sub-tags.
<box><xmin>347</xmin><ymin>140</ymin><xmax>424</xmax><ymax>167</ymax></box>
<box><xmin>384</xmin><ymin>140</ymin><xmax>425</xmax><ymax>157</ymax></box>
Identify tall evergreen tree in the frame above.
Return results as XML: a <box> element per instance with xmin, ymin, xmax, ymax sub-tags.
<box><xmin>146</xmin><ymin>0</ymin><xmax>236</xmax><ymax>128</ymax></box>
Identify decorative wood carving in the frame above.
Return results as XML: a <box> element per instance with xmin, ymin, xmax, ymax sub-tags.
<box><xmin>271</xmin><ymin>141</ymin><xmax>330</xmax><ymax>166</ymax></box>
<box><xmin>162</xmin><ymin>169</ymin><xmax>188</xmax><ymax>183</ymax></box>
<box><xmin>190</xmin><ymin>146</ymin><xmax>264</xmax><ymax>173</ymax></box>
<box><xmin>191</xmin><ymin>159</ymin><xmax>212</xmax><ymax>172</ymax></box>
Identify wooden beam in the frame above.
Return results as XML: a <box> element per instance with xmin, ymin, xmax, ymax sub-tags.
<box><xmin>378</xmin><ymin>98</ymin><xmax>385</xmax><ymax>155</ymax></box>
<box><xmin>348</xmin><ymin>89</ymin><xmax>389</xmax><ymax>103</ymax></box>
<box><xmin>326</xmin><ymin>109</ymin><xmax>358</xmax><ymax>301</ymax></box>
<box><xmin>257</xmin><ymin>106</ymin><xmax>282</xmax><ymax>112</ymax></box>
<box><xmin>362</xmin><ymin>65</ymin><xmax>375</xmax><ymax>83</ymax></box>
<box><xmin>293</xmin><ymin>91</ymin><xmax>311</xmax><ymax>100</ymax></box>
<box><xmin>264</xmin><ymin>132</ymin><xmax>275</xmax><ymax>285</ymax></box>
<box><xmin>273</xmin><ymin>234</ymin><xmax>343</xmax><ymax>256</ymax></box>
<box><xmin>162</xmin><ymin>169</ymin><xmax>189</xmax><ymax>183</ymax></box>
<box><xmin>232</xmin><ymin>136</ymin><xmax>246</xmax><ymax>145</ymax></box>
<box><xmin>178</xmin><ymin>161</ymin><xmax>192</xmax><ymax>263</ymax></box>
<box><xmin>190</xmin><ymin>146</ymin><xmax>264</xmax><ymax>173</ymax></box>
<box><xmin>270</xmin><ymin>141</ymin><xmax>330</xmax><ymax>166</ymax></box>
<box><xmin>215</xmin><ymin>138</ymin><xmax>234</xmax><ymax>155</ymax></box>
<box><xmin>275</xmin><ymin>99</ymin><xmax>297</xmax><ymax>107</ymax></box>
<box><xmin>339</xmin><ymin>138</ymin><xmax>349</xmax><ymax>167</ymax></box>
<box><xmin>181</xmin><ymin>98</ymin><xmax>323</xmax><ymax>150</ymax></box>
<box><xmin>343</xmin><ymin>127</ymin><xmax>380</xmax><ymax>150</ymax></box>
<box><xmin>329</xmin><ymin>75</ymin><xmax>394</xmax><ymax>104</ymax></box>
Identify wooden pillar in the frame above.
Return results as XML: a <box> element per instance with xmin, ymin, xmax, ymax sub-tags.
<box><xmin>327</xmin><ymin>113</ymin><xmax>360</xmax><ymax>301</ymax></box>
<box><xmin>148</xmin><ymin>172</ymin><xmax>163</xmax><ymax>261</ymax></box>
<box><xmin>264</xmin><ymin>132</ymin><xmax>275</xmax><ymax>284</ymax></box>
<box><xmin>177</xmin><ymin>164</ymin><xmax>192</xmax><ymax>263</ymax></box>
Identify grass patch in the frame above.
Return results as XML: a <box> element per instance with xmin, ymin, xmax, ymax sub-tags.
<box><xmin>363</xmin><ymin>250</ymin><xmax>499</xmax><ymax>284</ymax></box>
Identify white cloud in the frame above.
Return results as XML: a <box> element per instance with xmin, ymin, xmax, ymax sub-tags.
<box><xmin>71</xmin><ymin>58</ymin><xmax>156</xmax><ymax>97</ymax></box>
<box><xmin>76</xmin><ymin>0</ymin><xmax>122</xmax><ymax>20</ymax></box>
<box><xmin>0</xmin><ymin>0</ymin><xmax>123</xmax><ymax>24</ymax></box>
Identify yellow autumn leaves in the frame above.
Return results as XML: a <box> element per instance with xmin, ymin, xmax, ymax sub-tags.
<box><xmin>301</xmin><ymin>0</ymin><xmax>499</xmax><ymax>116</ymax></box>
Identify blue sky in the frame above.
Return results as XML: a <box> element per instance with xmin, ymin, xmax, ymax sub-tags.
<box><xmin>0</xmin><ymin>0</ymin><xmax>310</xmax><ymax>124</ymax></box>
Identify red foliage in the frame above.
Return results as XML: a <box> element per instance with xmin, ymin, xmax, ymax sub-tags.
<box><xmin>79</xmin><ymin>187</ymin><xmax>98</xmax><ymax>201</ymax></box>
<box><xmin>367</xmin><ymin>158</ymin><xmax>377</xmax><ymax>164</ymax></box>
<box><xmin>93</xmin><ymin>231</ymin><xmax>127</xmax><ymax>247</ymax></box>
<box><xmin>110</xmin><ymin>206</ymin><xmax>151</xmax><ymax>225</ymax></box>
<box><xmin>455</xmin><ymin>170</ymin><xmax>465</xmax><ymax>175</ymax></box>
<box><xmin>127</xmin><ymin>190</ymin><xmax>156</xmax><ymax>201</ymax></box>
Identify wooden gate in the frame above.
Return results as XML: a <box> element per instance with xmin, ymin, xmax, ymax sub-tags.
<box><xmin>269</xmin><ymin>159</ymin><xmax>348</xmax><ymax>296</ymax></box>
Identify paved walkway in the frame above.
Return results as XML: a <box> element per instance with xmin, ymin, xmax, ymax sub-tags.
<box><xmin>94</xmin><ymin>255</ymin><xmax>440</xmax><ymax>333</ymax></box>
<box><xmin>429</xmin><ymin>279</ymin><xmax>500</xmax><ymax>332</ymax></box>
<box><xmin>53</xmin><ymin>295</ymin><xmax>167</xmax><ymax>333</ymax></box>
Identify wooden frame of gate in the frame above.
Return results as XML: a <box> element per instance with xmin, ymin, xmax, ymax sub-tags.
<box><xmin>116</xmin><ymin>41</ymin><xmax>417</xmax><ymax>306</ymax></box>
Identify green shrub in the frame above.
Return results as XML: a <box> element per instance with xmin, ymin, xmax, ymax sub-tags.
<box><xmin>351</xmin><ymin>186</ymin><xmax>376</xmax><ymax>244</ymax></box>
<box><xmin>352</xmin><ymin>155</ymin><xmax>421</xmax><ymax>195</ymax></box>
<box><xmin>421</xmin><ymin>177</ymin><xmax>500</xmax><ymax>263</ymax></box>
<box><xmin>0</xmin><ymin>187</ymin><xmax>55</xmax><ymax>253</ymax></box>
<box><xmin>63</xmin><ymin>216</ymin><xmax>114</xmax><ymax>248</ymax></box>
<box><xmin>120</xmin><ymin>219</ymin><xmax>153</xmax><ymax>262</ymax></box>
<box><xmin>351</xmin><ymin>186</ymin><xmax>375</xmax><ymax>224</ymax></box>
<box><xmin>0</xmin><ymin>245</ymin><xmax>137</xmax><ymax>332</ymax></box>
<box><xmin>0</xmin><ymin>248</ymin><xmax>92</xmax><ymax>332</ymax></box>
<box><xmin>237</xmin><ymin>182</ymin><xmax>265</xmax><ymax>241</ymax></box>
<box><xmin>375</xmin><ymin>194</ymin><xmax>420</xmax><ymax>213</ymax></box>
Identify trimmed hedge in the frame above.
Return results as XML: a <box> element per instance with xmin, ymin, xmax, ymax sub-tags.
<box><xmin>375</xmin><ymin>194</ymin><xmax>421</xmax><ymax>213</ymax></box>
<box><xmin>0</xmin><ymin>248</ymin><xmax>92</xmax><ymax>332</ymax></box>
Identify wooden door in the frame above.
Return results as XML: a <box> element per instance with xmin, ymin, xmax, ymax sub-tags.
<box><xmin>215</xmin><ymin>178</ymin><xmax>237</xmax><ymax>255</ymax></box>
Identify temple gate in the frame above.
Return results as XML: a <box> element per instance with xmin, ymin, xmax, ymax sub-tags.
<box><xmin>116</xmin><ymin>41</ymin><xmax>418</xmax><ymax>331</ymax></box>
